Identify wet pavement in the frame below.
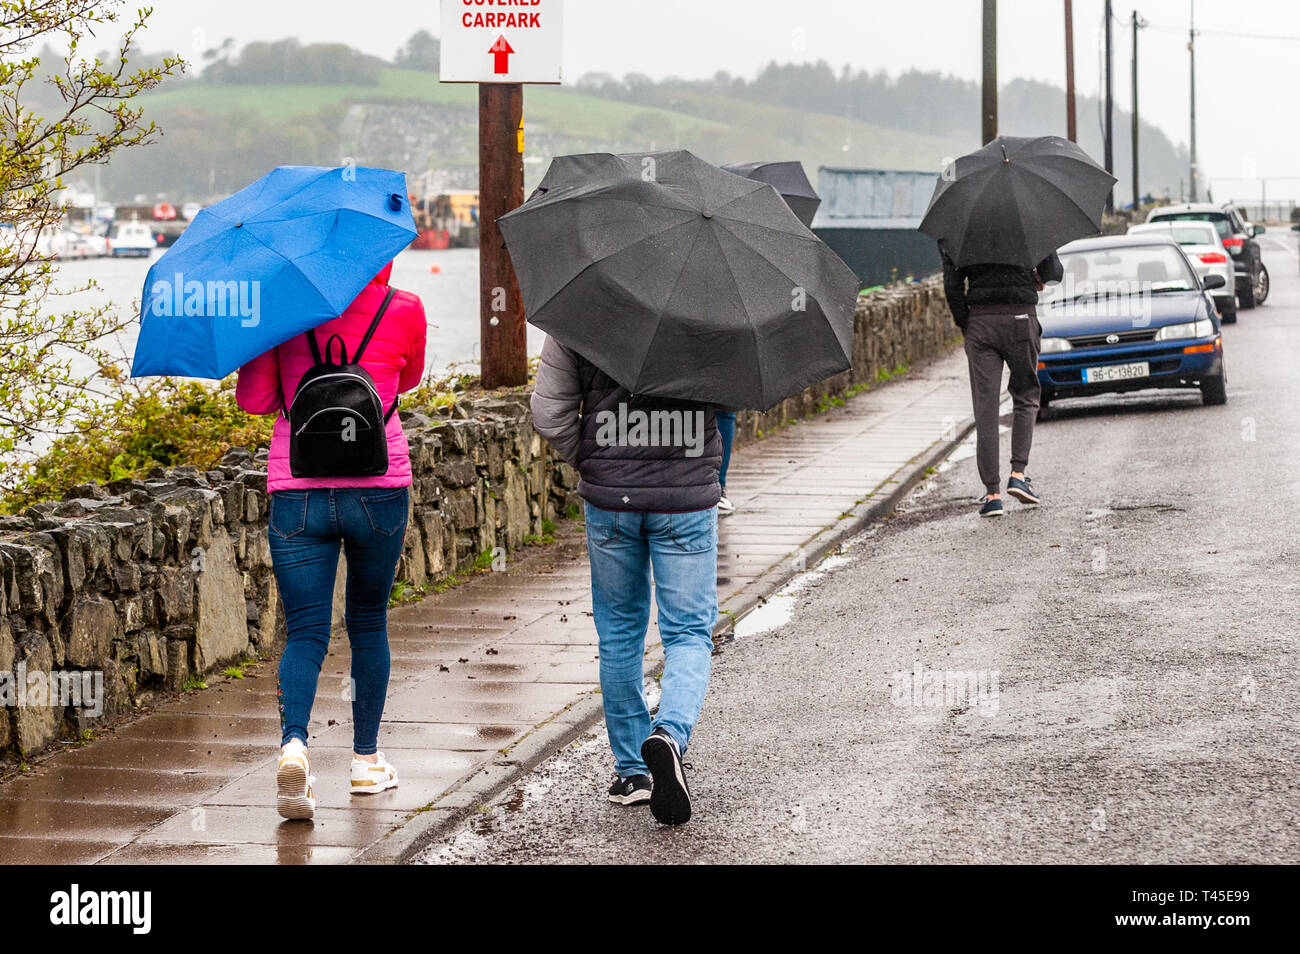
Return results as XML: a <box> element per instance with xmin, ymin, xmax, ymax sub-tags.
<box><xmin>414</xmin><ymin>237</ymin><xmax>1300</xmax><ymax>865</ymax></box>
<box><xmin>0</xmin><ymin>341</ymin><xmax>974</xmax><ymax>865</ymax></box>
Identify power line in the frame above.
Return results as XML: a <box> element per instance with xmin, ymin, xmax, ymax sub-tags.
<box><xmin>1145</xmin><ymin>22</ymin><xmax>1300</xmax><ymax>42</ymax></box>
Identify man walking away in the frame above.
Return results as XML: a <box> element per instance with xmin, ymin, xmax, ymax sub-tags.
<box><xmin>531</xmin><ymin>336</ymin><xmax>722</xmax><ymax>826</ymax></box>
<box><xmin>943</xmin><ymin>249</ymin><xmax>1063</xmax><ymax>517</ymax></box>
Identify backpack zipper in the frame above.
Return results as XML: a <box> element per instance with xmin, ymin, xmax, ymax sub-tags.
<box><xmin>293</xmin><ymin>406</ymin><xmax>379</xmax><ymax>437</ymax></box>
<box><xmin>289</xmin><ymin>372</ymin><xmax>383</xmax><ymax>418</ymax></box>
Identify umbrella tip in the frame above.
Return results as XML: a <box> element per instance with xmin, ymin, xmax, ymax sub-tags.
<box><xmin>1000</xmin><ymin>142</ymin><xmax>1010</xmax><ymax>163</ymax></box>
<box><xmin>388</xmin><ymin>193</ymin><xmax>403</xmax><ymax>212</ymax></box>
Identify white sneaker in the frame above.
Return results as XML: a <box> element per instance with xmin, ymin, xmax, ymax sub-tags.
<box><xmin>717</xmin><ymin>494</ymin><xmax>735</xmax><ymax>516</ymax></box>
<box><xmin>276</xmin><ymin>739</ymin><xmax>316</xmax><ymax>821</ymax></box>
<box><xmin>350</xmin><ymin>751</ymin><xmax>399</xmax><ymax>795</ymax></box>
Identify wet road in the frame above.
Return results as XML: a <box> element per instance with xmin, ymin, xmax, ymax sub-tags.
<box><xmin>419</xmin><ymin>235</ymin><xmax>1300</xmax><ymax>864</ymax></box>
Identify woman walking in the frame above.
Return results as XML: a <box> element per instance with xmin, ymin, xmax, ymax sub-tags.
<box><xmin>236</xmin><ymin>261</ymin><xmax>426</xmax><ymax>820</ymax></box>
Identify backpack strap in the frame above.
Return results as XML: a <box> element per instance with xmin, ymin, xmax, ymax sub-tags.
<box><xmin>305</xmin><ymin>326</ymin><xmax>324</xmax><ymax>365</ymax></box>
<box><xmin>353</xmin><ymin>288</ymin><xmax>396</xmax><ymax>365</ymax></box>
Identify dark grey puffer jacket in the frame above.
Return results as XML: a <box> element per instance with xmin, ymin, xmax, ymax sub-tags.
<box><xmin>530</xmin><ymin>337</ymin><xmax>721</xmax><ymax>513</ymax></box>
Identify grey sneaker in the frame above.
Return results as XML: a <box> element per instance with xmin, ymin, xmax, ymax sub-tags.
<box><xmin>979</xmin><ymin>495</ymin><xmax>1005</xmax><ymax>518</ymax></box>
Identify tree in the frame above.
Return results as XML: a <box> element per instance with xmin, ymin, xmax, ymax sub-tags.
<box><xmin>0</xmin><ymin>0</ymin><xmax>183</xmax><ymax>488</ymax></box>
<box><xmin>394</xmin><ymin>30</ymin><xmax>439</xmax><ymax>72</ymax></box>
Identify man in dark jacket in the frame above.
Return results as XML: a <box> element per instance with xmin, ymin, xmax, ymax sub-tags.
<box><xmin>531</xmin><ymin>336</ymin><xmax>722</xmax><ymax>825</ymax></box>
<box><xmin>943</xmin><ymin>249</ymin><xmax>1064</xmax><ymax>517</ymax></box>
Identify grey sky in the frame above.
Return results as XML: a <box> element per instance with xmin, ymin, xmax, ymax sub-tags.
<box><xmin>129</xmin><ymin>0</ymin><xmax>1300</xmax><ymax>200</ymax></box>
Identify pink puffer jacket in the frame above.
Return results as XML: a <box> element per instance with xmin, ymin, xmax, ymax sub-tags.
<box><xmin>235</xmin><ymin>262</ymin><xmax>427</xmax><ymax>493</ymax></box>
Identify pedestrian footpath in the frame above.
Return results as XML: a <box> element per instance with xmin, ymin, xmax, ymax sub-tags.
<box><xmin>0</xmin><ymin>348</ymin><xmax>976</xmax><ymax>865</ymax></box>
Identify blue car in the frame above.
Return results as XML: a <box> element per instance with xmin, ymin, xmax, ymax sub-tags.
<box><xmin>1037</xmin><ymin>233</ymin><xmax>1227</xmax><ymax>415</ymax></box>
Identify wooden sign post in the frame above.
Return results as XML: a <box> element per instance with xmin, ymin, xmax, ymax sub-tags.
<box><xmin>440</xmin><ymin>0</ymin><xmax>564</xmax><ymax>388</ymax></box>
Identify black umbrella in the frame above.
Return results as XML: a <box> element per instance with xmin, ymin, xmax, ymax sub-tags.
<box><xmin>919</xmin><ymin>135</ymin><xmax>1117</xmax><ymax>267</ymax></box>
<box><xmin>722</xmin><ymin>160</ymin><xmax>821</xmax><ymax>227</ymax></box>
<box><xmin>501</xmin><ymin>150</ymin><xmax>858</xmax><ymax>411</ymax></box>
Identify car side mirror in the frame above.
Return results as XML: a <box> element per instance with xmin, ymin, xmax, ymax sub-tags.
<box><xmin>1252</xmin><ymin>225</ymin><xmax>1265</xmax><ymax>237</ymax></box>
<box><xmin>1203</xmin><ymin>274</ymin><xmax>1227</xmax><ymax>291</ymax></box>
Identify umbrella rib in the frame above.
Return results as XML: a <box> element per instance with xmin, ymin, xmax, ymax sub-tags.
<box><xmin>711</xmin><ymin>217</ymin><xmax>824</xmax><ymax>311</ymax></box>
<box><xmin>706</xmin><ymin>182</ymin><xmax>771</xmax><ymax>217</ymax></box>
<box><xmin>634</xmin><ymin>222</ymin><xmax>711</xmax><ymax>391</ymax></box>
<box><xmin>709</xmin><ymin>219</ymin><xmax>852</xmax><ymax>406</ymax></box>
<box><xmin>1010</xmin><ymin>164</ymin><xmax>1108</xmax><ymax>228</ymax></box>
<box><xmin>165</xmin><ymin>208</ymin><xmax>382</xmax><ymax>311</ymax></box>
<box><xmin>701</xmin><ymin>224</ymin><xmax>766</xmax><ymax>407</ymax></box>
<box><xmin>232</xmin><ymin>167</ymin><xmax>339</xmax><ymax>225</ymax></box>
<box><xmin>515</xmin><ymin>216</ymin><xmax>701</xmax><ymax>319</ymax></box>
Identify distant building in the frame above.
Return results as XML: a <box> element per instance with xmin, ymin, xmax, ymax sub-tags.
<box><xmin>811</xmin><ymin>168</ymin><xmax>942</xmax><ymax>288</ymax></box>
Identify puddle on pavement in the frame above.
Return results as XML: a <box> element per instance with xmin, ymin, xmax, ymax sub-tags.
<box><xmin>416</xmin><ymin>729</ymin><xmax>611</xmax><ymax>864</ymax></box>
<box><xmin>733</xmin><ymin>550</ymin><xmax>854</xmax><ymax>640</ymax></box>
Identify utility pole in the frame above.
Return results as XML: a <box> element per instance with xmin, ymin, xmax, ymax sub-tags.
<box><xmin>1189</xmin><ymin>0</ymin><xmax>1199</xmax><ymax>202</ymax></box>
<box><xmin>1104</xmin><ymin>0</ymin><xmax>1114</xmax><ymax>213</ymax></box>
<box><xmin>982</xmin><ymin>0</ymin><xmax>997</xmax><ymax>144</ymax></box>
<box><xmin>1131</xmin><ymin>11</ymin><xmax>1146</xmax><ymax>210</ymax></box>
<box><xmin>478</xmin><ymin>83</ymin><xmax>527</xmax><ymax>388</ymax></box>
<box><xmin>1065</xmin><ymin>0</ymin><xmax>1077</xmax><ymax>142</ymax></box>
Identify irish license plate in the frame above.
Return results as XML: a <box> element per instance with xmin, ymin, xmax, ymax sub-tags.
<box><xmin>1083</xmin><ymin>361</ymin><xmax>1150</xmax><ymax>384</ymax></box>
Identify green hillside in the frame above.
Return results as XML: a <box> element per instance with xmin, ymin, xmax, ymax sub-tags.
<box><xmin>135</xmin><ymin>67</ymin><xmax>971</xmax><ymax>188</ymax></box>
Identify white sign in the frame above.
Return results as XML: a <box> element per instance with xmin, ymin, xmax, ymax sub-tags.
<box><xmin>440</xmin><ymin>0</ymin><xmax>563</xmax><ymax>84</ymax></box>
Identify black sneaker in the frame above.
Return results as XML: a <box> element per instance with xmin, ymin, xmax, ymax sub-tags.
<box><xmin>607</xmin><ymin>774</ymin><xmax>652</xmax><ymax>806</ymax></box>
<box><xmin>1006</xmin><ymin>475</ymin><xmax>1040</xmax><ymax>506</ymax></box>
<box><xmin>979</xmin><ymin>495</ymin><xmax>1005</xmax><ymax>518</ymax></box>
<box><xmin>641</xmin><ymin>728</ymin><xmax>691</xmax><ymax>825</ymax></box>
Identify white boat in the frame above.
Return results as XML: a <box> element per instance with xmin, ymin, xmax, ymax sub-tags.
<box><xmin>108</xmin><ymin>221</ymin><xmax>156</xmax><ymax>258</ymax></box>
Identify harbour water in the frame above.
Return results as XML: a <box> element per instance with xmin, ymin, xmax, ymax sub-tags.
<box><xmin>53</xmin><ymin>246</ymin><xmax>547</xmax><ymax>385</ymax></box>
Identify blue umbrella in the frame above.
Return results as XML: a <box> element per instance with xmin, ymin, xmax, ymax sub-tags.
<box><xmin>130</xmin><ymin>165</ymin><xmax>416</xmax><ymax>379</ymax></box>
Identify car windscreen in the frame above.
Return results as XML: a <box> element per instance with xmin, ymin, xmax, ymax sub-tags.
<box><xmin>1054</xmin><ymin>244</ymin><xmax>1198</xmax><ymax>297</ymax></box>
<box><xmin>1149</xmin><ymin>212</ymin><xmax>1232</xmax><ymax>239</ymax></box>
<box><xmin>1132</xmin><ymin>224</ymin><xmax>1218</xmax><ymax>246</ymax></box>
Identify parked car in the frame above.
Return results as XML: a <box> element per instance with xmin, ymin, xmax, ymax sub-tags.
<box><xmin>1146</xmin><ymin>201</ymin><xmax>1268</xmax><ymax>308</ymax></box>
<box><xmin>1128</xmin><ymin>220</ymin><xmax>1236</xmax><ymax>322</ymax></box>
<box><xmin>108</xmin><ymin>220</ymin><xmax>156</xmax><ymax>258</ymax></box>
<box><xmin>1037</xmin><ymin>233</ymin><xmax>1226</xmax><ymax>413</ymax></box>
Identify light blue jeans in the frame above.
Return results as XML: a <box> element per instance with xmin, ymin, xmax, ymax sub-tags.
<box><xmin>585</xmin><ymin>503</ymin><xmax>718</xmax><ymax>779</ymax></box>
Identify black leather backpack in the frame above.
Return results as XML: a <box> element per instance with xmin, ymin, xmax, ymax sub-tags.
<box><xmin>286</xmin><ymin>288</ymin><xmax>397</xmax><ymax>478</ymax></box>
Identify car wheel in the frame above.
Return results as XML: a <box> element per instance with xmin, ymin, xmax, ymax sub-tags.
<box><xmin>1219</xmin><ymin>301</ymin><xmax>1237</xmax><ymax>324</ymax></box>
<box><xmin>1036</xmin><ymin>390</ymin><xmax>1055</xmax><ymax>421</ymax></box>
<box><xmin>1201</xmin><ymin>370</ymin><xmax>1228</xmax><ymax>406</ymax></box>
<box><xmin>1254</xmin><ymin>264</ymin><xmax>1269</xmax><ymax>305</ymax></box>
<box><xmin>1238</xmin><ymin>277</ymin><xmax>1256</xmax><ymax>309</ymax></box>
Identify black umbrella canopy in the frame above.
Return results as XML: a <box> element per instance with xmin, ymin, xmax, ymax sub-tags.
<box><xmin>722</xmin><ymin>160</ymin><xmax>821</xmax><ymax>227</ymax></box>
<box><xmin>501</xmin><ymin>150</ymin><xmax>858</xmax><ymax>411</ymax></box>
<box><xmin>919</xmin><ymin>135</ymin><xmax>1117</xmax><ymax>268</ymax></box>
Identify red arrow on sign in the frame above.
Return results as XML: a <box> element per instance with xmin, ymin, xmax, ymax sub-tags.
<box><xmin>489</xmin><ymin>35</ymin><xmax>515</xmax><ymax>75</ymax></box>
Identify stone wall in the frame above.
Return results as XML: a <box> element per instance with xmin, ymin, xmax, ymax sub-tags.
<box><xmin>0</xmin><ymin>278</ymin><xmax>955</xmax><ymax>766</ymax></box>
<box><xmin>0</xmin><ymin>394</ymin><xmax>579</xmax><ymax>765</ymax></box>
<box><xmin>734</xmin><ymin>275</ymin><xmax>956</xmax><ymax>445</ymax></box>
